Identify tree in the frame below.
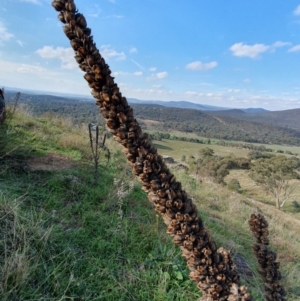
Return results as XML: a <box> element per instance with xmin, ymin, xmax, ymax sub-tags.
<box><xmin>249</xmin><ymin>156</ymin><xmax>299</xmax><ymax>209</ymax></box>
<box><xmin>198</xmin><ymin>147</ymin><xmax>214</xmax><ymax>160</ymax></box>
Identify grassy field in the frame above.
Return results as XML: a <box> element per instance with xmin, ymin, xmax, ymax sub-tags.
<box><xmin>147</xmin><ymin>129</ymin><xmax>300</xmax><ymax>157</ymax></box>
<box><xmin>1</xmin><ymin>110</ymin><xmax>300</xmax><ymax>300</ymax></box>
<box><xmin>153</xmin><ymin>139</ymin><xmax>250</xmax><ymax>161</ymax></box>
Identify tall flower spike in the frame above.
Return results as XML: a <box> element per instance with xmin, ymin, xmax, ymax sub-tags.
<box><xmin>248</xmin><ymin>213</ymin><xmax>286</xmax><ymax>301</ymax></box>
<box><xmin>51</xmin><ymin>1</ymin><xmax>253</xmax><ymax>299</ymax></box>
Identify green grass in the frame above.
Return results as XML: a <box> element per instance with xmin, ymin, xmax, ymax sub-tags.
<box><xmin>147</xmin><ymin>129</ymin><xmax>300</xmax><ymax>158</ymax></box>
<box><xmin>153</xmin><ymin>139</ymin><xmax>250</xmax><ymax>161</ymax></box>
<box><xmin>1</xmin><ymin>110</ymin><xmax>300</xmax><ymax>300</ymax></box>
<box><xmin>0</xmin><ymin>111</ymin><xmax>199</xmax><ymax>300</ymax></box>
<box><xmin>0</xmin><ymin>165</ymin><xmax>200</xmax><ymax>301</ymax></box>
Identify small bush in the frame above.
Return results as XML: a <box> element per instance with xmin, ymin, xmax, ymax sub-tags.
<box><xmin>227</xmin><ymin>178</ymin><xmax>242</xmax><ymax>192</ymax></box>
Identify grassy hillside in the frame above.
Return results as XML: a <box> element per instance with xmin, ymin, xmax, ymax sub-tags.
<box><xmin>1</xmin><ymin>109</ymin><xmax>299</xmax><ymax>300</ymax></box>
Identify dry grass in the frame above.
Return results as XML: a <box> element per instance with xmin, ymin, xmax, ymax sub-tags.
<box><xmin>0</xmin><ymin>196</ymin><xmax>52</xmax><ymax>297</ymax></box>
<box><xmin>171</xmin><ymin>167</ymin><xmax>300</xmax><ymax>300</ymax></box>
<box><xmin>225</xmin><ymin>169</ymin><xmax>300</xmax><ymax>218</ymax></box>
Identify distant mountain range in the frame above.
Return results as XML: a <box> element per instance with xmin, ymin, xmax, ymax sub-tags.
<box><xmin>5</xmin><ymin>87</ymin><xmax>268</xmax><ymax>113</ymax></box>
<box><xmin>127</xmin><ymin>98</ymin><xmax>268</xmax><ymax>113</ymax></box>
<box><xmin>3</xmin><ymin>88</ymin><xmax>300</xmax><ymax>145</ymax></box>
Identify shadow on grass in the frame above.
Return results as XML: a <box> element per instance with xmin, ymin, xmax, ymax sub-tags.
<box><xmin>153</xmin><ymin>143</ymin><xmax>173</xmax><ymax>151</ymax></box>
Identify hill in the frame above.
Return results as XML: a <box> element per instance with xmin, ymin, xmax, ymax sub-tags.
<box><xmin>132</xmin><ymin>105</ymin><xmax>300</xmax><ymax>146</ymax></box>
<box><xmin>1</xmin><ymin>107</ymin><xmax>299</xmax><ymax>300</ymax></box>
<box><xmin>128</xmin><ymin>98</ymin><xmax>231</xmax><ymax>111</ymax></box>
<box><xmin>5</xmin><ymin>91</ymin><xmax>300</xmax><ymax>145</ymax></box>
<box><xmin>207</xmin><ymin>108</ymin><xmax>300</xmax><ymax>131</ymax></box>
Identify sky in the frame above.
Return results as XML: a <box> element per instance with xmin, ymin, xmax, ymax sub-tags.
<box><xmin>1</xmin><ymin>0</ymin><xmax>300</xmax><ymax>110</ymax></box>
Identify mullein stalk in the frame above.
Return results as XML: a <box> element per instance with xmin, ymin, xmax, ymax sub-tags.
<box><xmin>248</xmin><ymin>213</ymin><xmax>286</xmax><ymax>301</ymax></box>
<box><xmin>51</xmin><ymin>1</ymin><xmax>253</xmax><ymax>299</ymax></box>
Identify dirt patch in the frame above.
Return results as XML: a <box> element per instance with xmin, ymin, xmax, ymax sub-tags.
<box><xmin>142</xmin><ymin>119</ymin><xmax>161</xmax><ymax>126</ymax></box>
<box><xmin>27</xmin><ymin>153</ymin><xmax>75</xmax><ymax>171</ymax></box>
<box><xmin>233</xmin><ymin>253</ymin><xmax>255</xmax><ymax>279</ymax></box>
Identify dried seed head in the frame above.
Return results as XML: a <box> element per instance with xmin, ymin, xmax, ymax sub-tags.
<box><xmin>100</xmin><ymin>92</ymin><xmax>111</xmax><ymax>102</ymax></box>
<box><xmin>52</xmin><ymin>0</ymin><xmax>66</xmax><ymax>11</ymax></box>
<box><xmin>155</xmin><ymin>204</ymin><xmax>166</xmax><ymax>213</ymax></box>
<box><xmin>65</xmin><ymin>0</ymin><xmax>76</xmax><ymax>12</ymax></box>
<box><xmin>75</xmin><ymin>13</ymin><xmax>87</xmax><ymax>28</ymax></box>
<box><xmin>70</xmin><ymin>38</ymin><xmax>82</xmax><ymax>51</ymax></box>
<box><xmin>84</xmin><ymin>73</ymin><xmax>94</xmax><ymax>84</ymax></box>
<box><xmin>53</xmin><ymin>3</ymin><xmax>256</xmax><ymax>299</ymax></box>
<box><xmin>58</xmin><ymin>11</ymin><xmax>66</xmax><ymax>23</ymax></box>
<box><xmin>74</xmin><ymin>53</ymin><xmax>84</xmax><ymax>63</ymax></box>
<box><xmin>63</xmin><ymin>24</ymin><xmax>75</xmax><ymax>39</ymax></box>
<box><xmin>63</xmin><ymin>11</ymin><xmax>74</xmax><ymax>23</ymax></box>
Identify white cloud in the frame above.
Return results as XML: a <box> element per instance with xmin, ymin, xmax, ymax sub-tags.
<box><xmin>19</xmin><ymin>0</ymin><xmax>41</xmax><ymax>4</ymax></box>
<box><xmin>111</xmin><ymin>71</ymin><xmax>129</xmax><ymax>76</ymax></box>
<box><xmin>0</xmin><ymin>59</ymin><xmax>90</xmax><ymax>96</ymax></box>
<box><xmin>129</xmin><ymin>47</ymin><xmax>138</xmax><ymax>53</ymax></box>
<box><xmin>272</xmin><ymin>41</ymin><xmax>291</xmax><ymax>48</ymax></box>
<box><xmin>243</xmin><ymin>79</ymin><xmax>251</xmax><ymax>83</ymax></box>
<box><xmin>230</xmin><ymin>41</ymin><xmax>291</xmax><ymax>58</ymax></box>
<box><xmin>17</xmin><ymin>40</ymin><xmax>24</xmax><ymax>47</ymax></box>
<box><xmin>156</xmin><ymin>71</ymin><xmax>168</xmax><ymax>79</ymax></box>
<box><xmin>149</xmin><ymin>67</ymin><xmax>156</xmax><ymax>72</ymax></box>
<box><xmin>186</xmin><ymin>61</ymin><xmax>218</xmax><ymax>70</ymax></box>
<box><xmin>112</xmin><ymin>71</ymin><xmax>142</xmax><ymax>77</ymax></box>
<box><xmin>294</xmin><ymin>5</ymin><xmax>300</xmax><ymax>15</ymax></box>
<box><xmin>288</xmin><ymin>44</ymin><xmax>300</xmax><ymax>52</ymax></box>
<box><xmin>106</xmin><ymin>14</ymin><xmax>124</xmax><ymax>19</ymax></box>
<box><xmin>185</xmin><ymin>91</ymin><xmax>198</xmax><ymax>96</ymax></box>
<box><xmin>152</xmin><ymin>84</ymin><xmax>163</xmax><ymax>88</ymax></box>
<box><xmin>0</xmin><ymin>21</ymin><xmax>14</xmax><ymax>43</ymax></box>
<box><xmin>227</xmin><ymin>89</ymin><xmax>240</xmax><ymax>93</ymax></box>
<box><xmin>36</xmin><ymin>46</ymin><xmax>77</xmax><ymax>69</ymax></box>
<box><xmin>16</xmin><ymin>64</ymin><xmax>47</xmax><ymax>74</ymax></box>
<box><xmin>87</xmin><ymin>5</ymin><xmax>101</xmax><ymax>18</ymax></box>
<box><xmin>146</xmin><ymin>71</ymin><xmax>168</xmax><ymax>81</ymax></box>
<box><xmin>230</xmin><ymin>43</ymin><xmax>270</xmax><ymax>59</ymax></box>
<box><xmin>100</xmin><ymin>45</ymin><xmax>126</xmax><ymax>61</ymax></box>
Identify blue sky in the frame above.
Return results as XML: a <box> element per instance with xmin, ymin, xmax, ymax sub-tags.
<box><xmin>1</xmin><ymin>0</ymin><xmax>300</xmax><ymax>110</ymax></box>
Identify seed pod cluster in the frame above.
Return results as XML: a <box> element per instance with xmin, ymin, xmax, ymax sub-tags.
<box><xmin>249</xmin><ymin>213</ymin><xmax>286</xmax><ymax>301</ymax></box>
<box><xmin>52</xmin><ymin>1</ymin><xmax>253</xmax><ymax>299</ymax></box>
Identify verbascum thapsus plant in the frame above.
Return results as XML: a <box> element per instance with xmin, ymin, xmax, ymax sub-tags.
<box><xmin>248</xmin><ymin>213</ymin><xmax>286</xmax><ymax>301</ymax></box>
<box><xmin>51</xmin><ymin>1</ymin><xmax>253</xmax><ymax>299</ymax></box>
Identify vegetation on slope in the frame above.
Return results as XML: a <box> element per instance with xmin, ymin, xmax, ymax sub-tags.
<box><xmin>206</xmin><ymin>108</ymin><xmax>300</xmax><ymax>132</ymax></box>
<box><xmin>131</xmin><ymin>105</ymin><xmax>300</xmax><ymax>146</ymax></box>
<box><xmin>0</xmin><ymin>110</ymin><xmax>199</xmax><ymax>301</ymax></box>
<box><xmin>5</xmin><ymin>91</ymin><xmax>300</xmax><ymax>146</ymax></box>
<box><xmin>1</xmin><ymin>107</ymin><xmax>299</xmax><ymax>300</ymax></box>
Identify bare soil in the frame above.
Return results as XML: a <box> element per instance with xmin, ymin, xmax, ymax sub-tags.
<box><xmin>26</xmin><ymin>153</ymin><xmax>75</xmax><ymax>171</ymax></box>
